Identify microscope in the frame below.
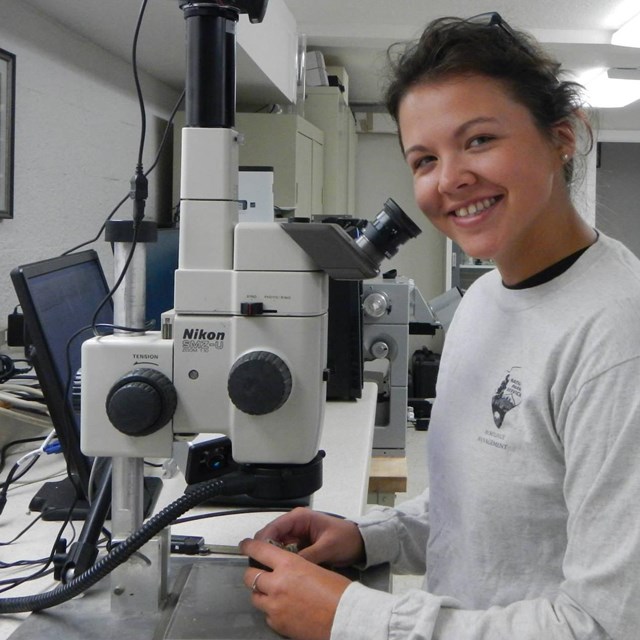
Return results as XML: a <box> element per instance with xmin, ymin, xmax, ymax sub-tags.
<box><xmin>362</xmin><ymin>274</ymin><xmax>439</xmax><ymax>455</ymax></box>
<box><xmin>78</xmin><ymin>0</ymin><xmax>420</xmax><ymax>616</ymax></box>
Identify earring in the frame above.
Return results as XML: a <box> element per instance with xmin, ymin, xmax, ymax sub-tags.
<box><xmin>561</xmin><ymin>153</ymin><xmax>570</xmax><ymax>163</ymax></box>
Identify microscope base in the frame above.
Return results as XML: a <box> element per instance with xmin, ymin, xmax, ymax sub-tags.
<box><xmin>8</xmin><ymin>558</ymin><xmax>390</xmax><ymax>639</ymax></box>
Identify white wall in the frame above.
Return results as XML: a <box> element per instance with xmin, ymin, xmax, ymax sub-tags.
<box><xmin>355</xmin><ymin>132</ymin><xmax>446</xmax><ymax>352</ymax></box>
<box><xmin>0</xmin><ymin>0</ymin><xmax>179</xmax><ymax>334</ymax></box>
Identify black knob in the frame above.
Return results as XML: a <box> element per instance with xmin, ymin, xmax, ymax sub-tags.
<box><xmin>106</xmin><ymin>368</ymin><xmax>177</xmax><ymax>436</ymax></box>
<box><xmin>228</xmin><ymin>351</ymin><xmax>292</xmax><ymax>415</ymax></box>
<box><xmin>71</xmin><ymin>368</ymin><xmax>83</xmax><ymax>413</ymax></box>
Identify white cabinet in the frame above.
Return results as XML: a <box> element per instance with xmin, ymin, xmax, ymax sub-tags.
<box><xmin>236</xmin><ymin>0</ymin><xmax>298</xmax><ymax>105</ymax></box>
<box><xmin>304</xmin><ymin>84</ymin><xmax>357</xmax><ymax>216</ymax></box>
<box><xmin>235</xmin><ymin>113</ymin><xmax>324</xmax><ymax>217</ymax></box>
<box><xmin>173</xmin><ymin>112</ymin><xmax>324</xmax><ymax>219</ymax></box>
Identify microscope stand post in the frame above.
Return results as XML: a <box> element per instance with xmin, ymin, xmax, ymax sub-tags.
<box><xmin>106</xmin><ymin>224</ymin><xmax>170</xmax><ymax>614</ymax></box>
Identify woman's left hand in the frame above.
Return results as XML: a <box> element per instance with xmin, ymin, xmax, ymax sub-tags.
<box><xmin>241</xmin><ymin>538</ymin><xmax>352</xmax><ymax>640</ymax></box>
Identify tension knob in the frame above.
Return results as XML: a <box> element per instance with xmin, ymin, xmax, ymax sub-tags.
<box><xmin>106</xmin><ymin>368</ymin><xmax>177</xmax><ymax>436</ymax></box>
<box><xmin>228</xmin><ymin>351</ymin><xmax>292</xmax><ymax>415</ymax></box>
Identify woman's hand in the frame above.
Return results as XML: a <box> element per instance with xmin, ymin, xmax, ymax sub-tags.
<box><xmin>252</xmin><ymin>507</ymin><xmax>366</xmax><ymax>567</ymax></box>
<box><xmin>241</xmin><ymin>538</ymin><xmax>352</xmax><ymax>640</ymax></box>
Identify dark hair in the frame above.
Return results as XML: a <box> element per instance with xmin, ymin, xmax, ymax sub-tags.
<box><xmin>384</xmin><ymin>14</ymin><xmax>592</xmax><ymax>184</ymax></box>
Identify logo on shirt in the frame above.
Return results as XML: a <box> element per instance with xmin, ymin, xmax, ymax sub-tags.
<box><xmin>491</xmin><ymin>368</ymin><xmax>522</xmax><ymax>428</ymax></box>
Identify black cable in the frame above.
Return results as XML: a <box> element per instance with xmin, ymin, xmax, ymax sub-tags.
<box><xmin>57</xmin><ymin>460</ymin><xmax>112</xmax><ymax>581</ymax></box>
<box><xmin>60</xmin><ymin>85</ymin><xmax>184</xmax><ymax>256</ymax></box>
<box><xmin>0</xmin><ymin>570</ymin><xmax>55</xmax><ymax>594</ymax></box>
<box><xmin>0</xmin><ymin>493</ymin><xmax>78</xmax><ymax>594</ymax></box>
<box><xmin>90</xmin><ymin>0</ymin><xmax>159</xmax><ymax>333</ymax></box>
<box><xmin>0</xmin><ymin>357</ymin><xmax>33</xmax><ymax>383</ymax></box>
<box><xmin>61</xmin><ymin>193</ymin><xmax>130</xmax><ymax>256</ymax></box>
<box><xmin>172</xmin><ymin>507</ymin><xmax>346</xmax><ymax>527</ymax></box>
<box><xmin>0</xmin><ymin>473</ymin><xmax>256</xmax><ymax>613</ymax></box>
<box><xmin>146</xmin><ymin>89</ymin><xmax>185</xmax><ymax>176</ymax></box>
<box><xmin>0</xmin><ymin>557</ymin><xmax>49</xmax><ymax>569</ymax></box>
<box><xmin>0</xmin><ymin>354</ymin><xmax>15</xmax><ymax>383</ymax></box>
<box><xmin>132</xmin><ymin>0</ymin><xmax>149</xmax><ymax>168</ymax></box>
<box><xmin>0</xmin><ymin>354</ymin><xmax>32</xmax><ymax>383</ymax></box>
<box><xmin>62</xmin><ymin>0</ymin><xmax>183</xmax><ymax>257</ymax></box>
<box><xmin>1</xmin><ymin>455</ymin><xmax>39</xmax><ymax>488</ymax></box>
<box><xmin>90</xmin><ymin>224</ymin><xmax>141</xmax><ymax>336</ymax></box>
<box><xmin>0</xmin><ymin>511</ymin><xmax>44</xmax><ymax>546</ymax></box>
<box><xmin>0</xmin><ymin>437</ymin><xmax>45</xmax><ymax>476</ymax></box>
<box><xmin>0</xmin><ymin>456</ymin><xmax>40</xmax><ymax>516</ymax></box>
<box><xmin>130</xmin><ymin>0</ymin><xmax>150</xmax><ymax>226</ymax></box>
<box><xmin>172</xmin><ymin>507</ymin><xmax>293</xmax><ymax>525</ymax></box>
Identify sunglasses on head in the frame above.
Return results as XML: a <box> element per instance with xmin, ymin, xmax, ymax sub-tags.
<box><xmin>466</xmin><ymin>12</ymin><xmax>558</xmax><ymax>81</ymax></box>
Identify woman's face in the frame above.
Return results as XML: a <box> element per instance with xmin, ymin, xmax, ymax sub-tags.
<box><xmin>398</xmin><ymin>74</ymin><xmax>574</xmax><ymax>278</ymax></box>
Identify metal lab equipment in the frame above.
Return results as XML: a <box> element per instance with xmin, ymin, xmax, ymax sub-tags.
<box><xmin>363</xmin><ymin>275</ymin><xmax>440</xmax><ymax>455</ymax></box>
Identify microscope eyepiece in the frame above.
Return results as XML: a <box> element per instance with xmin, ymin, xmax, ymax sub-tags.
<box><xmin>355</xmin><ymin>198</ymin><xmax>422</xmax><ymax>267</ymax></box>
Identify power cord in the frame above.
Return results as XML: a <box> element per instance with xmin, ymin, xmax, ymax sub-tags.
<box><xmin>0</xmin><ymin>496</ymin><xmax>78</xmax><ymax>595</ymax></box>
<box><xmin>60</xmin><ymin>98</ymin><xmax>184</xmax><ymax>257</ymax></box>
<box><xmin>0</xmin><ymin>431</ymin><xmax>58</xmax><ymax>516</ymax></box>
<box><xmin>0</xmin><ymin>436</ymin><xmax>46</xmax><ymax>476</ymax></box>
<box><xmin>0</xmin><ymin>354</ymin><xmax>32</xmax><ymax>384</ymax></box>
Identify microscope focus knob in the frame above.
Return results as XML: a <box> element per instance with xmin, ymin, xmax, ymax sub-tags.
<box><xmin>106</xmin><ymin>368</ymin><xmax>177</xmax><ymax>436</ymax></box>
<box><xmin>371</xmin><ymin>340</ymin><xmax>390</xmax><ymax>359</ymax></box>
<box><xmin>228</xmin><ymin>351</ymin><xmax>292</xmax><ymax>415</ymax></box>
<box><xmin>363</xmin><ymin>292</ymin><xmax>390</xmax><ymax>318</ymax></box>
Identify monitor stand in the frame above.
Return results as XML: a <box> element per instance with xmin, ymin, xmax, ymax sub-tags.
<box><xmin>29</xmin><ymin>476</ymin><xmax>163</xmax><ymax>521</ymax></box>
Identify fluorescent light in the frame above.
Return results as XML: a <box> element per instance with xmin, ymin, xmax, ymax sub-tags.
<box><xmin>580</xmin><ymin>68</ymin><xmax>640</xmax><ymax>108</ymax></box>
<box><xmin>607</xmin><ymin>67</ymin><xmax>640</xmax><ymax>80</ymax></box>
<box><xmin>612</xmin><ymin>11</ymin><xmax>640</xmax><ymax>47</ymax></box>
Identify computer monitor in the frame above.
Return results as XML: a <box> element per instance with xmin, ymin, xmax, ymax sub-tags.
<box><xmin>11</xmin><ymin>249</ymin><xmax>161</xmax><ymax>520</ymax></box>
<box><xmin>145</xmin><ymin>227</ymin><xmax>179</xmax><ymax>329</ymax></box>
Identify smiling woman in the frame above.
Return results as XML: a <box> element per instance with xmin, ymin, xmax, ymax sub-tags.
<box><xmin>385</xmin><ymin>13</ymin><xmax>595</xmax><ymax>285</ymax></box>
<box><xmin>395</xmin><ymin>75</ymin><xmax>593</xmax><ymax>284</ymax></box>
<box><xmin>0</xmin><ymin>47</ymin><xmax>15</xmax><ymax>219</ymax></box>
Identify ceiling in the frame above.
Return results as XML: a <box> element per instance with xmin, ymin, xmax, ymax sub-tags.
<box><xmin>21</xmin><ymin>0</ymin><xmax>640</xmax><ymax>130</ymax></box>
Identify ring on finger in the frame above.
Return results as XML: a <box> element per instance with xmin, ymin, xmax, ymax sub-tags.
<box><xmin>251</xmin><ymin>571</ymin><xmax>265</xmax><ymax>593</ymax></box>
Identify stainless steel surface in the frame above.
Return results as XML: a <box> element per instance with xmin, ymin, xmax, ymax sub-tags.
<box><xmin>113</xmin><ymin>240</ymin><xmax>147</xmax><ymax>335</ymax></box>
<box><xmin>111</xmin><ymin>530</ymin><xmax>171</xmax><ymax>615</ymax></box>
<box><xmin>200</xmin><ymin>544</ymin><xmax>243</xmax><ymax>555</ymax></box>
<box><xmin>7</xmin><ymin>558</ymin><xmax>391</xmax><ymax>639</ymax></box>
<box><xmin>111</xmin><ymin>456</ymin><xmax>145</xmax><ymax>539</ymax></box>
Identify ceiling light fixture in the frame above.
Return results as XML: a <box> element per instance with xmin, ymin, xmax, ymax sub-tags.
<box><xmin>607</xmin><ymin>67</ymin><xmax>640</xmax><ymax>80</ymax></box>
<box><xmin>612</xmin><ymin>11</ymin><xmax>640</xmax><ymax>47</ymax></box>
<box><xmin>580</xmin><ymin>67</ymin><xmax>640</xmax><ymax>108</ymax></box>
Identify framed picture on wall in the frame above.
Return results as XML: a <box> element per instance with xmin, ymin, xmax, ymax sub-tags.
<box><xmin>0</xmin><ymin>48</ymin><xmax>15</xmax><ymax>219</ymax></box>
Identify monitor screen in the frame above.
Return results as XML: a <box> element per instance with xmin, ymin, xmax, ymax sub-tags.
<box><xmin>145</xmin><ymin>227</ymin><xmax>179</xmax><ymax>329</ymax></box>
<box><xmin>11</xmin><ymin>250</ymin><xmax>113</xmax><ymax>515</ymax></box>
